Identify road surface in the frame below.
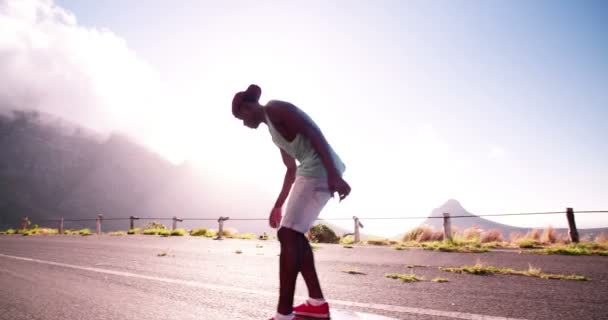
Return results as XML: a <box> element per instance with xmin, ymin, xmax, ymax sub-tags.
<box><xmin>1</xmin><ymin>235</ymin><xmax>606</xmax><ymax>319</ymax></box>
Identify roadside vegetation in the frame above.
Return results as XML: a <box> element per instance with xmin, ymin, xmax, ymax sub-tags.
<box><xmin>439</xmin><ymin>260</ymin><xmax>588</xmax><ymax>281</ymax></box>
<box><xmin>385</xmin><ymin>272</ymin><xmax>424</xmax><ymax>282</ymax></box>
<box><xmin>2</xmin><ymin>221</ymin><xmax>606</xmax><ymax>258</ymax></box>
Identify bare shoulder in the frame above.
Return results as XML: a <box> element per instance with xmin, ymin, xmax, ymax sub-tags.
<box><xmin>265</xmin><ymin>100</ymin><xmax>299</xmax><ymax>121</ymax></box>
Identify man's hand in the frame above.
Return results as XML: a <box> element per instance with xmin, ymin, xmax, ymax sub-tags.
<box><xmin>328</xmin><ymin>175</ymin><xmax>351</xmax><ymax>202</ymax></box>
<box><xmin>269</xmin><ymin>207</ymin><xmax>282</xmax><ymax>229</ymax></box>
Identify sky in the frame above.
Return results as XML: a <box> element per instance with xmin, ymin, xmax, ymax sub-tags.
<box><xmin>1</xmin><ymin>0</ymin><xmax>607</xmax><ymax>235</ymax></box>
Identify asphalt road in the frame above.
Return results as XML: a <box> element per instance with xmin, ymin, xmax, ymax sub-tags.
<box><xmin>0</xmin><ymin>235</ymin><xmax>606</xmax><ymax>320</ymax></box>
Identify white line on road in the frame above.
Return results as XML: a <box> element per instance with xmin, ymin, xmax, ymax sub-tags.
<box><xmin>0</xmin><ymin>253</ymin><xmax>527</xmax><ymax>320</ymax></box>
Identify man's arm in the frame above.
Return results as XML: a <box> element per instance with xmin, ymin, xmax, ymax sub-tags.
<box><xmin>274</xmin><ymin>148</ymin><xmax>297</xmax><ymax>209</ymax></box>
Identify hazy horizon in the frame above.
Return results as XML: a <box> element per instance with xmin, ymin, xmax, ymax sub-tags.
<box><xmin>1</xmin><ymin>0</ymin><xmax>607</xmax><ymax>236</ymax></box>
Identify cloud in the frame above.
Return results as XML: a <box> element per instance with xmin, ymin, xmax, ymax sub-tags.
<box><xmin>488</xmin><ymin>146</ymin><xmax>506</xmax><ymax>159</ymax></box>
<box><xmin>0</xmin><ymin>0</ymin><xmax>171</xmax><ymax>151</ymax></box>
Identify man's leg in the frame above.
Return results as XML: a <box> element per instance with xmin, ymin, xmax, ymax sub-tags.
<box><xmin>277</xmin><ymin>227</ymin><xmax>302</xmax><ymax>316</ymax></box>
<box><xmin>300</xmin><ymin>235</ymin><xmax>324</xmax><ymax>299</ymax></box>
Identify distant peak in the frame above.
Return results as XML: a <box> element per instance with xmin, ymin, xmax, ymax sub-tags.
<box><xmin>443</xmin><ymin>199</ymin><xmax>462</xmax><ymax>208</ymax></box>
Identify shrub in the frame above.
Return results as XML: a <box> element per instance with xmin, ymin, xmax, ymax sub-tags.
<box><xmin>526</xmin><ymin>229</ymin><xmax>541</xmax><ymax>241</ymax></box>
<box><xmin>143</xmin><ymin>229</ymin><xmax>162</xmax><ymax>235</ymax></box>
<box><xmin>63</xmin><ymin>229</ymin><xmax>79</xmax><ymax>235</ymax></box>
<box><xmin>509</xmin><ymin>232</ymin><xmax>523</xmax><ymax>243</ymax></box>
<box><xmin>190</xmin><ymin>228</ymin><xmax>208</xmax><ymax>237</ymax></box>
<box><xmin>109</xmin><ymin>231</ymin><xmax>127</xmax><ymax>236</ymax></box>
<box><xmin>595</xmin><ymin>233</ymin><xmax>608</xmax><ymax>244</ymax></box>
<box><xmin>429</xmin><ymin>230</ymin><xmax>444</xmax><ymax>241</ymax></box>
<box><xmin>541</xmin><ymin>226</ymin><xmax>557</xmax><ymax>244</ymax></box>
<box><xmin>127</xmin><ymin>228</ymin><xmax>141</xmax><ymax>235</ymax></box>
<box><xmin>403</xmin><ymin>226</ymin><xmax>427</xmax><ymax>242</ymax></box>
<box><xmin>159</xmin><ymin>229</ymin><xmax>171</xmax><ymax>237</ymax></box>
<box><xmin>463</xmin><ymin>227</ymin><xmax>482</xmax><ymax>242</ymax></box>
<box><xmin>340</xmin><ymin>235</ymin><xmax>355</xmax><ymax>245</ymax></box>
<box><xmin>517</xmin><ymin>238</ymin><xmax>536</xmax><ymax>248</ymax></box>
<box><xmin>234</xmin><ymin>233</ymin><xmax>256</xmax><ymax>240</ymax></box>
<box><xmin>144</xmin><ymin>222</ymin><xmax>167</xmax><ymax>230</ymax></box>
<box><xmin>205</xmin><ymin>230</ymin><xmax>218</xmax><ymax>238</ymax></box>
<box><xmin>309</xmin><ymin>224</ymin><xmax>339</xmax><ymax>244</ymax></box>
<box><xmin>480</xmin><ymin>229</ymin><xmax>503</xmax><ymax>243</ymax></box>
<box><xmin>79</xmin><ymin>229</ymin><xmax>92</xmax><ymax>236</ymax></box>
<box><xmin>171</xmin><ymin>229</ymin><xmax>187</xmax><ymax>236</ymax></box>
<box><xmin>38</xmin><ymin>228</ymin><xmax>58</xmax><ymax>235</ymax></box>
<box><xmin>7</xmin><ymin>229</ymin><xmax>16</xmax><ymax>235</ymax></box>
<box><xmin>221</xmin><ymin>228</ymin><xmax>237</xmax><ymax>238</ymax></box>
<box><xmin>366</xmin><ymin>238</ymin><xmax>389</xmax><ymax>246</ymax></box>
<box><xmin>403</xmin><ymin>225</ymin><xmax>443</xmax><ymax>242</ymax></box>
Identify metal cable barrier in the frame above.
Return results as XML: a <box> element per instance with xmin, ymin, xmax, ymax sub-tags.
<box><xmin>8</xmin><ymin>209</ymin><xmax>606</xmax><ymax>242</ymax></box>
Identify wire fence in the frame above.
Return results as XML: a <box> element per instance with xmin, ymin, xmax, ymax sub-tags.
<box><xmin>8</xmin><ymin>208</ymin><xmax>608</xmax><ymax>244</ymax></box>
<box><xmin>27</xmin><ymin>209</ymin><xmax>608</xmax><ymax>223</ymax></box>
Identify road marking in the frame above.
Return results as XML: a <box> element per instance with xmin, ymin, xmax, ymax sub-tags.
<box><xmin>0</xmin><ymin>253</ymin><xmax>527</xmax><ymax>320</ymax></box>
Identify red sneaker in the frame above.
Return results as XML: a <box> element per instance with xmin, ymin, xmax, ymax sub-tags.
<box><xmin>293</xmin><ymin>301</ymin><xmax>330</xmax><ymax>318</ymax></box>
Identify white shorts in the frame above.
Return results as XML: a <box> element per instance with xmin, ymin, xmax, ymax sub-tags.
<box><xmin>281</xmin><ymin>175</ymin><xmax>332</xmax><ymax>234</ymax></box>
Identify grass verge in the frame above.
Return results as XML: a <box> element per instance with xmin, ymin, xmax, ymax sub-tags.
<box><xmin>439</xmin><ymin>261</ymin><xmax>588</xmax><ymax>281</ymax></box>
<box><xmin>171</xmin><ymin>229</ymin><xmax>187</xmax><ymax>236</ymax></box>
<box><xmin>421</xmin><ymin>241</ymin><xmax>489</xmax><ymax>253</ymax></box>
<box><xmin>528</xmin><ymin>245</ymin><xmax>608</xmax><ymax>256</ymax></box>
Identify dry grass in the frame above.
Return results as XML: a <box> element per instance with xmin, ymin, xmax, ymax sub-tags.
<box><xmin>480</xmin><ymin>229</ymin><xmax>503</xmax><ymax>243</ymax></box>
<box><xmin>440</xmin><ymin>261</ymin><xmax>588</xmax><ymax>281</ymax></box>
<box><xmin>541</xmin><ymin>226</ymin><xmax>557</xmax><ymax>244</ymax></box>
<box><xmin>509</xmin><ymin>232</ymin><xmax>523</xmax><ymax>243</ymax></box>
<box><xmin>403</xmin><ymin>225</ymin><xmax>443</xmax><ymax>242</ymax></box>
<box><xmin>529</xmin><ymin>243</ymin><xmax>608</xmax><ymax>256</ymax></box>
<box><xmin>385</xmin><ymin>272</ymin><xmax>423</xmax><ymax>283</ymax></box>
<box><xmin>463</xmin><ymin>226</ymin><xmax>481</xmax><ymax>241</ymax></box>
<box><xmin>595</xmin><ymin>233</ymin><xmax>608</xmax><ymax>244</ymax></box>
<box><xmin>517</xmin><ymin>238</ymin><xmax>537</xmax><ymax>248</ymax></box>
<box><xmin>421</xmin><ymin>241</ymin><xmax>489</xmax><ymax>253</ymax></box>
<box><xmin>190</xmin><ymin>228</ymin><xmax>208</xmax><ymax>236</ymax></box>
<box><xmin>432</xmin><ymin>277</ymin><xmax>449</xmax><ymax>283</ymax></box>
<box><xmin>526</xmin><ymin>229</ymin><xmax>541</xmax><ymax>241</ymax></box>
<box><xmin>340</xmin><ymin>235</ymin><xmax>355</xmax><ymax>245</ymax></box>
<box><xmin>366</xmin><ymin>238</ymin><xmax>390</xmax><ymax>246</ymax></box>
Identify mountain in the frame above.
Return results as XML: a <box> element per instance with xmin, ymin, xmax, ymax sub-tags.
<box><xmin>420</xmin><ymin>199</ymin><xmax>529</xmax><ymax>235</ymax></box>
<box><xmin>0</xmin><ymin>109</ymin><xmax>274</xmax><ymax>234</ymax></box>
<box><xmin>417</xmin><ymin>199</ymin><xmax>607</xmax><ymax>240</ymax></box>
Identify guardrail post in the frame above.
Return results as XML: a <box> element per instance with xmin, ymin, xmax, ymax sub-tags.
<box><xmin>216</xmin><ymin>216</ymin><xmax>230</xmax><ymax>239</ymax></box>
<box><xmin>59</xmin><ymin>217</ymin><xmax>64</xmax><ymax>235</ymax></box>
<box><xmin>172</xmin><ymin>216</ymin><xmax>183</xmax><ymax>231</ymax></box>
<box><xmin>20</xmin><ymin>216</ymin><xmax>30</xmax><ymax>230</ymax></box>
<box><xmin>566</xmin><ymin>208</ymin><xmax>579</xmax><ymax>243</ymax></box>
<box><xmin>130</xmin><ymin>216</ymin><xmax>139</xmax><ymax>230</ymax></box>
<box><xmin>443</xmin><ymin>212</ymin><xmax>452</xmax><ymax>241</ymax></box>
<box><xmin>353</xmin><ymin>216</ymin><xmax>364</xmax><ymax>243</ymax></box>
<box><xmin>96</xmin><ymin>214</ymin><xmax>103</xmax><ymax>235</ymax></box>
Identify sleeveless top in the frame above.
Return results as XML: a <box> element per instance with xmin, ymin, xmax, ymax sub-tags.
<box><xmin>263</xmin><ymin>105</ymin><xmax>346</xmax><ymax>178</ymax></box>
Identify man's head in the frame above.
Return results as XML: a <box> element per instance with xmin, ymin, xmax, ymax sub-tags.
<box><xmin>232</xmin><ymin>84</ymin><xmax>263</xmax><ymax>129</ymax></box>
